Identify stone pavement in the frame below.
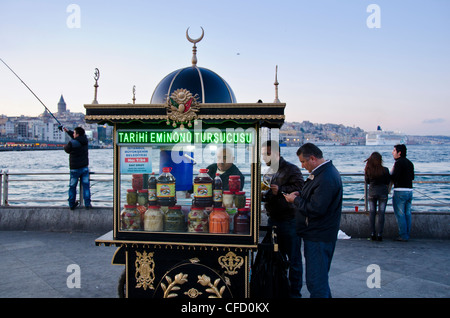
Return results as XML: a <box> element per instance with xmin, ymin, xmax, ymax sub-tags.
<box><xmin>0</xmin><ymin>230</ymin><xmax>448</xmax><ymax>298</ymax></box>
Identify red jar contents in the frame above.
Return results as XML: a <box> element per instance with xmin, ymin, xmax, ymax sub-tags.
<box><xmin>132</xmin><ymin>174</ymin><xmax>143</xmax><ymax>191</ymax></box>
<box><xmin>228</xmin><ymin>175</ymin><xmax>241</xmax><ymax>193</ymax></box>
<box><xmin>209</xmin><ymin>207</ymin><xmax>230</xmax><ymax>234</ymax></box>
<box><xmin>193</xmin><ymin>168</ymin><xmax>213</xmax><ymax>207</ymax></box>
<box><xmin>234</xmin><ymin>208</ymin><xmax>250</xmax><ymax>234</ymax></box>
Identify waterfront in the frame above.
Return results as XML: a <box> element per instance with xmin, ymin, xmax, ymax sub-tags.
<box><xmin>1</xmin><ymin>145</ymin><xmax>449</xmax><ymax>210</ymax></box>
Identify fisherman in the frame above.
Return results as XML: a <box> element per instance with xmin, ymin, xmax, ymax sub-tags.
<box><xmin>63</xmin><ymin>127</ymin><xmax>92</xmax><ymax>210</ymax></box>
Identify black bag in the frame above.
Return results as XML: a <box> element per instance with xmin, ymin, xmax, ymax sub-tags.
<box><xmin>250</xmin><ymin>226</ymin><xmax>290</xmax><ymax>298</ymax></box>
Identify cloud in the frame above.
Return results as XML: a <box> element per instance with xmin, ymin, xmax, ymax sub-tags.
<box><xmin>422</xmin><ymin>118</ymin><xmax>445</xmax><ymax>124</ymax></box>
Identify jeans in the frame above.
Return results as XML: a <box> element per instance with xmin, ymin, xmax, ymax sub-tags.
<box><xmin>392</xmin><ymin>190</ymin><xmax>413</xmax><ymax>240</ymax></box>
<box><xmin>368</xmin><ymin>195</ymin><xmax>387</xmax><ymax>236</ymax></box>
<box><xmin>299</xmin><ymin>239</ymin><xmax>336</xmax><ymax>298</ymax></box>
<box><xmin>69</xmin><ymin>167</ymin><xmax>91</xmax><ymax>208</ymax></box>
<box><xmin>268</xmin><ymin>217</ymin><xmax>302</xmax><ymax>298</ymax></box>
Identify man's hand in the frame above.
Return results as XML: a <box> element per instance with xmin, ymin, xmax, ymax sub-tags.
<box><xmin>283</xmin><ymin>191</ymin><xmax>299</xmax><ymax>203</ymax></box>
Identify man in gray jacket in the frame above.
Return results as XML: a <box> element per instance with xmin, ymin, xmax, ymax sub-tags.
<box><xmin>284</xmin><ymin>143</ymin><xmax>342</xmax><ymax>298</ymax></box>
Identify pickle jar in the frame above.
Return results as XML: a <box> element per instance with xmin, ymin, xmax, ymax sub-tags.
<box><xmin>234</xmin><ymin>191</ymin><xmax>246</xmax><ymax>208</ymax></box>
<box><xmin>120</xmin><ymin>205</ymin><xmax>140</xmax><ymax>231</ymax></box>
<box><xmin>223</xmin><ymin>191</ymin><xmax>234</xmax><ymax>208</ymax></box>
<box><xmin>132</xmin><ymin>174</ymin><xmax>143</xmax><ymax>191</ymax></box>
<box><xmin>234</xmin><ymin>208</ymin><xmax>250</xmax><ymax>234</ymax></box>
<box><xmin>228</xmin><ymin>175</ymin><xmax>241</xmax><ymax>193</ymax></box>
<box><xmin>165</xmin><ymin>205</ymin><xmax>185</xmax><ymax>232</ymax></box>
<box><xmin>126</xmin><ymin>189</ymin><xmax>137</xmax><ymax>205</ymax></box>
<box><xmin>187</xmin><ymin>207</ymin><xmax>208</xmax><ymax>233</ymax></box>
<box><xmin>144</xmin><ymin>206</ymin><xmax>164</xmax><ymax>231</ymax></box>
<box><xmin>137</xmin><ymin>189</ymin><xmax>148</xmax><ymax>206</ymax></box>
<box><xmin>209</xmin><ymin>207</ymin><xmax>230</xmax><ymax>234</ymax></box>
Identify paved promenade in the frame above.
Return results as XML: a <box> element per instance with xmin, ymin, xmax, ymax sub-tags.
<box><xmin>0</xmin><ymin>230</ymin><xmax>448</xmax><ymax>298</ymax></box>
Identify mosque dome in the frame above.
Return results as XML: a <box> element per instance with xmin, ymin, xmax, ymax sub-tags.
<box><xmin>150</xmin><ymin>65</ymin><xmax>236</xmax><ymax>104</ymax></box>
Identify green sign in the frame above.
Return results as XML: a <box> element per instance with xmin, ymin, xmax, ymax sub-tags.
<box><xmin>116</xmin><ymin>129</ymin><xmax>255</xmax><ymax>145</ymax></box>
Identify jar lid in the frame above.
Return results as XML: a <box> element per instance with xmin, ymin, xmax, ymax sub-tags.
<box><xmin>127</xmin><ymin>189</ymin><xmax>136</xmax><ymax>192</ymax></box>
<box><xmin>238</xmin><ymin>208</ymin><xmax>250</xmax><ymax>212</ymax></box>
<box><xmin>223</xmin><ymin>191</ymin><xmax>233</xmax><ymax>194</ymax></box>
<box><xmin>132</xmin><ymin>174</ymin><xmax>143</xmax><ymax>178</ymax></box>
<box><xmin>190</xmin><ymin>206</ymin><xmax>204</xmax><ymax>210</ymax></box>
<box><xmin>213</xmin><ymin>207</ymin><xmax>226</xmax><ymax>211</ymax></box>
<box><xmin>169</xmin><ymin>205</ymin><xmax>181</xmax><ymax>209</ymax></box>
<box><xmin>229</xmin><ymin>175</ymin><xmax>240</xmax><ymax>179</ymax></box>
<box><xmin>138</xmin><ymin>189</ymin><xmax>148</xmax><ymax>193</ymax></box>
<box><xmin>148</xmin><ymin>205</ymin><xmax>161</xmax><ymax>209</ymax></box>
<box><xmin>162</xmin><ymin>167</ymin><xmax>172</xmax><ymax>173</ymax></box>
<box><xmin>124</xmin><ymin>205</ymin><xmax>137</xmax><ymax>208</ymax></box>
<box><xmin>235</xmin><ymin>191</ymin><xmax>245</xmax><ymax>195</ymax></box>
<box><xmin>199</xmin><ymin>168</ymin><xmax>209</xmax><ymax>173</ymax></box>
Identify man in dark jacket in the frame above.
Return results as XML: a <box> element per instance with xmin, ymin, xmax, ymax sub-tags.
<box><xmin>64</xmin><ymin>127</ymin><xmax>91</xmax><ymax>210</ymax></box>
<box><xmin>284</xmin><ymin>143</ymin><xmax>342</xmax><ymax>298</ymax></box>
<box><xmin>391</xmin><ymin>144</ymin><xmax>414</xmax><ymax>241</ymax></box>
<box><xmin>206</xmin><ymin>147</ymin><xmax>245</xmax><ymax>191</ymax></box>
<box><xmin>261</xmin><ymin>140</ymin><xmax>304</xmax><ymax>297</ymax></box>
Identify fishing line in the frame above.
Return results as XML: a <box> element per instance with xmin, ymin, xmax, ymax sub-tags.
<box><xmin>0</xmin><ymin>58</ymin><xmax>65</xmax><ymax>130</ymax></box>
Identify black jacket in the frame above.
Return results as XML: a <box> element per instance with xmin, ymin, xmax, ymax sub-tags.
<box><xmin>64</xmin><ymin>131</ymin><xmax>89</xmax><ymax>169</ymax></box>
<box><xmin>262</xmin><ymin>156</ymin><xmax>304</xmax><ymax>221</ymax></box>
<box><xmin>294</xmin><ymin>161</ymin><xmax>342</xmax><ymax>242</ymax></box>
<box><xmin>391</xmin><ymin>157</ymin><xmax>414</xmax><ymax>189</ymax></box>
<box><xmin>365</xmin><ymin>167</ymin><xmax>391</xmax><ymax>198</ymax></box>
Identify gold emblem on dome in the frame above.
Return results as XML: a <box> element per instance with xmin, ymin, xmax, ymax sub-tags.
<box><xmin>166</xmin><ymin>88</ymin><xmax>199</xmax><ymax>129</ymax></box>
<box><xmin>135</xmin><ymin>251</ymin><xmax>156</xmax><ymax>290</ymax></box>
<box><xmin>218</xmin><ymin>251</ymin><xmax>244</xmax><ymax>275</ymax></box>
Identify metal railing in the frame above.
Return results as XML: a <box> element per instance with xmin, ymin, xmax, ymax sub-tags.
<box><xmin>1</xmin><ymin>170</ymin><xmax>449</xmax><ymax>211</ymax></box>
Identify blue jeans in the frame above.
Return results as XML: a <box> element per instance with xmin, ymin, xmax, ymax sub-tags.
<box><xmin>300</xmin><ymin>239</ymin><xmax>336</xmax><ymax>298</ymax></box>
<box><xmin>392</xmin><ymin>190</ymin><xmax>413</xmax><ymax>240</ymax></box>
<box><xmin>268</xmin><ymin>217</ymin><xmax>302</xmax><ymax>298</ymax></box>
<box><xmin>69</xmin><ymin>167</ymin><xmax>91</xmax><ymax>208</ymax></box>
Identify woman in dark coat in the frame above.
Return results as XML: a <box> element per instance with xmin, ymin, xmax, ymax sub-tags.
<box><xmin>364</xmin><ymin>152</ymin><xmax>391</xmax><ymax>241</ymax></box>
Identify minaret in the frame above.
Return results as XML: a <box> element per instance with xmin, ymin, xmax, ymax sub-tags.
<box><xmin>273</xmin><ymin>65</ymin><xmax>280</xmax><ymax>103</ymax></box>
<box><xmin>57</xmin><ymin>94</ymin><xmax>67</xmax><ymax>113</ymax></box>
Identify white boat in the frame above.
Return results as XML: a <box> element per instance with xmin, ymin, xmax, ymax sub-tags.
<box><xmin>365</xmin><ymin>126</ymin><xmax>407</xmax><ymax>146</ymax></box>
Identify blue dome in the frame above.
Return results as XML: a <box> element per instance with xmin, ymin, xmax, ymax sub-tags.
<box><xmin>150</xmin><ymin>66</ymin><xmax>236</xmax><ymax>104</ymax></box>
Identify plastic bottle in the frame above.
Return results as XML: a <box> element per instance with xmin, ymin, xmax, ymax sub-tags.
<box><xmin>157</xmin><ymin>167</ymin><xmax>176</xmax><ymax>206</ymax></box>
<box><xmin>213</xmin><ymin>173</ymin><xmax>223</xmax><ymax>207</ymax></box>
<box><xmin>193</xmin><ymin>168</ymin><xmax>213</xmax><ymax>207</ymax></box>
<box><xmin>148</xmin><ymin>172</ymin><xmax>157</xmax><ymax>205</ymax></box>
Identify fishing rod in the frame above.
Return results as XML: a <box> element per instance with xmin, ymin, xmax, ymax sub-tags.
<box><xmin>0</xmin><ymin>57</ymin><xmax>66</xmax><ymax>131</ymax></box>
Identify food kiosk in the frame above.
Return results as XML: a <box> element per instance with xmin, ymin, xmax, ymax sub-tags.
<box><xmin>88</xmin><ymin>29</ymin><xmax>285</xmax><ymax>298</ymax></box>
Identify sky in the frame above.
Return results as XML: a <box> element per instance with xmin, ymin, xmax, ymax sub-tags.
<box><xmin>0</xmin><ymin>0</ymin><xmax>449</xmax><ymax>136</ymax></box>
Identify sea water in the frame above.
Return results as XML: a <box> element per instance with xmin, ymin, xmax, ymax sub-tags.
<box><xmin>1</xmin><ymin>145</ymin><xmax>449</xmax><ymax>210</ymax></box>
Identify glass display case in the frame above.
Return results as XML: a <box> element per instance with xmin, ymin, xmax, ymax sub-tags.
<box><xmin>113</xmin><ymin>123</ymin><xmax>259</xmax><ymax>247</ymax></box>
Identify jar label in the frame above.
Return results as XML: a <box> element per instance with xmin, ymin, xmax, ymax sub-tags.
<box><xmin>148</xmin><ymin>189</ymin><xmax>157</xmax><ymax>200</ymax></box>
<box><xmin>157</xmin><ymin>183</ymin><xmax>175</xmax><ymax>197</ymax></box>
<box><xmin>213</xmin><ymin>189</ymin><xmax>223</xmax><ymax>202</ymax></box>
<box><xmin>193</xmin><ymin>183</ymin><xmax>212</xmax><ymax>197</ymax></box>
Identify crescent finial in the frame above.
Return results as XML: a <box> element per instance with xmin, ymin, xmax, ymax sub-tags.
<box><xmin>186</xmin><ymin>27</ymin><xmax>204</xmax><ymax>44</ymax></box>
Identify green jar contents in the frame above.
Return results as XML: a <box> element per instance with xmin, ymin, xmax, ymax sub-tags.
<box><xmin>144</xmin><ymin>206</ymin><xmax>164</xmax><ymax>231</ymax></box>
<box><xmin>121</xmin><ymin>205</ymin><xmax>140</xmax><ymax>231</ymax></box>
<box><xmin>137</xmin><ymin>189</ymin><xmax>148</xmax><ymax>206</ymax></box>
<box><xmin>193</xmin><ymin>168</ymin><xmax>213</xmax><ymax>207</ymax></box>
<box><xmin>157</xmin><ymin>167</ymin><xmax>176</xmax><ymax>206</ymax></box>
<box><xmin>234</xmin><ymin>191</ymin><xmax>246</xmax><ymax>208</ymax></box>
<box><xmin>188</xmin><ymin>207</ymin><xmax>208</xmax><ymax>233</ymax></box>
<box><xmin>165</xmin><ymin>205</ymin><xmax>185</xmax><ymax>232</ymax></box>
<box><xmin>126</xmin><ymin>189</ymin><xmax>137</xmax><ymax>205</ymax></box>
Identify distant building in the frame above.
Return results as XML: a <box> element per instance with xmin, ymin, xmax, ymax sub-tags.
<box><xmin>57</xmin><ymin>95</ymin><xmax>67</xmax><ymax>114</ymax></box>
